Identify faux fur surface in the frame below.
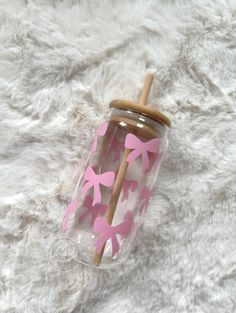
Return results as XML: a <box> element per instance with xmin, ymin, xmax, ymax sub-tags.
<box><xmin>1</xmin><ymin>1</ymin><xmax>236</xmax><ymax>312</ymax></box>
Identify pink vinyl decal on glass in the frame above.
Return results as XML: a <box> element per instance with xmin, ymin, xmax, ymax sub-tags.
<box><xmin>78</xmin><ymin>195</ymin><xmax>108</xmax><ymax>226</ymax></box>
<box><xmin>62</xmin><ymin>198</ymin><xmax>79</xmax><ymax>231</ymax></box>
<box><xmin>81</xmin><ymin>166</ymin><xmax>115</xmax><ymax>206</ymax></box>
<box><xmin>124</xmin><ymin>133</ymin><xmax>160</xmax><ymax>172</ymax></box>
<box><xmin>93</xmin><ymin>210</ymin><xmax>134</xmax><ymax>257</ymax></box>
<box><xmin>91</xmin><ymin>122</ymin><xmax>108</xmax><ymax>153</ymax></box>
<box><xmin>106</xmin><ymin>136</ymin><xmax>125</xmax><ymax>162</ymax></box>
<box><xmin>121</xmin><ymin>179</ymin><xmax>138</xmax><ymax>201</ymax></box>
<box><xmin>139</xmin><ymin>186</ymin><xmax>152</xmax><ymax>215</ymax></box>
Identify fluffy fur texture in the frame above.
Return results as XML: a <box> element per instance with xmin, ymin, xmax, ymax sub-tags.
<box><xmin>0</xmin><ymin>1</ymin><xmax>236</xmax><ymax>312</ymax></box>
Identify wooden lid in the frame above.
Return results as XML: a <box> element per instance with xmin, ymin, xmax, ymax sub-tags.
<box><xmin>109</xmin><ymin>99</ymin><xmax>171</xmax><ymax>128</ymax></box>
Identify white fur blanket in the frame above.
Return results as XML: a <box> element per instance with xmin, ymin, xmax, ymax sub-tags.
<box><xmin>1</xmin><ymin>1</ymin><xmax>236</xmax><ymax>312</ymax></box>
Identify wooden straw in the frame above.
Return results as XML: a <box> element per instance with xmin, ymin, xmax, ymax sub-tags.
<box><xmin>93</xmin><ymin>74</ymin><xmax>154</xmax><ymax>266</ymax></box>
<box><xmin>139</xmin><ymin>73</ymin><xmax>154</xmax><ymax>106</ymax></box>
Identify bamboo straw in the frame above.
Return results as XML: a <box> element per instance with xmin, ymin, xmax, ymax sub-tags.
<box><xmin>139</xmin><ymin>73</ymin><xmax>154</xmax><ymax>106</ymax></box>
<box><xmin>93</xmin><ymin>74</ymin><xmax>154</xmax><ymax>266</ymax></box>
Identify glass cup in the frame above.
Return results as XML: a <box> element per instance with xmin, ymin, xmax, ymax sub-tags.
<box><xmin>61</xmin><ymin>75</ymin><xmax>171</xmax><ymax>268</ymax></box>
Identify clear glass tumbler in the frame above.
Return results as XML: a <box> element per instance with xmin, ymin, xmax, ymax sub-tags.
<box><xmin>61</xmin><ymin>75</ymin><xmax>171</xmax><ymax>268</ymax></box>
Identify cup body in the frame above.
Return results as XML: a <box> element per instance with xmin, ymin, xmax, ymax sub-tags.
<box><xmin>61</xmin><ymin>108</ymin><xmax>169</xmax><ymax>268</ymax></box>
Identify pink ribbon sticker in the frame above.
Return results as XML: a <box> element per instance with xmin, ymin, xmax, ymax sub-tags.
<box><xmin>125</xmin><ymin>133</ymin><xmax>160</xmax><ymax>172</ymax></box>
<box><xmin>93</xmin><ymin>211</ymin><xmax>134</xmax><ymax>257</ymax></box>
<box><xmin>62</xmin><ymin>198</ymin><xmax>79</xmax><ymax>232</ymax></box>
<box><xmin>82</xmin><ymin>166</ymin><xmax>115</xmax><ymax>206</ymax></box>
<box><xmin>121</xmin><ymin>179</ymin><xmax>138</xmax><ymax>201</ymax></box>
<box><xmin>139</xmin><ymin>186</ymin><xmax>152</xmax><ymax>215</ymax></box>
<box><xmin>78</xmin><ymin>195</ymin><xmax>108</xmax><ymax>225</ymax></box>
<box><xmin>91</xmin><ymin>122</ymin><xmax>108</xmax><ymax>153</ymax></box>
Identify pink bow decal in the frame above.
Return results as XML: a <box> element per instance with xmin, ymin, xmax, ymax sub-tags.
<box><xmin>125</xmin><ymin>133</ymin><xmax>160</xmax><ymax>172</ymax></box>
<box><xmin>78</xmin><ymin>195</ymin><xmax>108</xmax><ymax>225</ymax></box>
<box><xmin>139</xmin><ymin>186</ymin><xmax>152</xmax><ymax>215</ymax></box>
<box><xmin>121</xmin><ymin>179</ymin><xmax>138</xmax><ymax>201</ymax></box>
<box><xmin>62</xmin><ymin>198</ymin><xmax>79</xmax><ymax>231</ymax></box>
<box><xmin>82</xmin><ymin>166</ymin><xmax>115</xmax><ymax>206</ymax></box>
<box><xmin>93</xmin><ymin>211</ymin><xmax>134</xmax><ymax>257</ymax></box>
<box><xmin>91</xmin><ymin>122</ymin><xmax>108</xmax><ymax>153</ymax></box>
<box><xmin>106</xmin><ymin>136</ymin><xmax>125</xmax><ymax>162</ymax></box>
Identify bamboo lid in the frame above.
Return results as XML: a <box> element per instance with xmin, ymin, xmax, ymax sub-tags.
<box><xmin>109</xmin><ymin>99</ymin><xmax>171</xmax><ymax>128</ymax></box>
<box><xmin>109</xmin><ymin>74</ymin><xmax>171</xmax><ymax>128</ymax></box>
